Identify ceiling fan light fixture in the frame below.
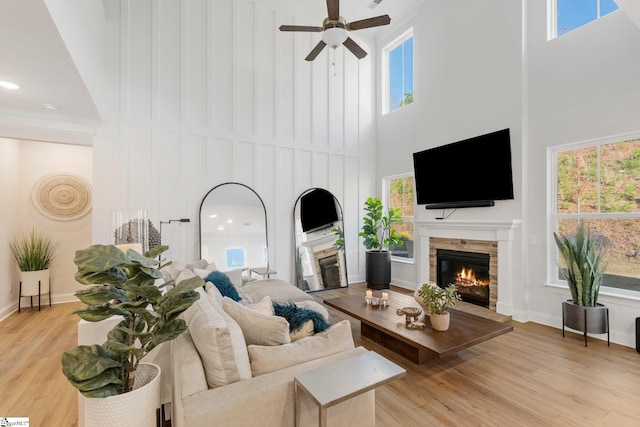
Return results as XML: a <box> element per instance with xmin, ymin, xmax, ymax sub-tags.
<box><xmin>322</xmin><ymin>27</ymin><xmax>348</xmax><ymax>48</ymax></box>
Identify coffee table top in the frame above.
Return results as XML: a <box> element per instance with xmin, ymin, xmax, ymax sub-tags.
<box><xmin>324</xmin><ymin>290</ymin><xmax>513</xmax><ymax>359</ymax></box>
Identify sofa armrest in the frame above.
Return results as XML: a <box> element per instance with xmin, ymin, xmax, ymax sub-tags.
<box><xmin>173</xmin><ymin>346</ymin><xmax>374</xmax><ymax>427</ymax></box>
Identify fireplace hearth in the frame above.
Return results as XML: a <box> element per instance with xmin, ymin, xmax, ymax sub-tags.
<box><xmin>437</xmin><ymin>249</ymin><xmax>490</xmax><ymax>308</ymax></box>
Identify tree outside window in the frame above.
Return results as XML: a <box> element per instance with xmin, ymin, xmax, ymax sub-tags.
<box><xmin>551</xmin><ymin>0</ymin><xmax>619</xmax><ymax>39</ymax></box>
<box><xmin>383</xmin><ymin>29</ymin><xmax>413</xmax><ymax>114</ymax></box>
<box><xmin>553</xmin><ymin>137</ymin><xmax>640</xmax><ymax>292</ymax></box>
<box><xmin>386</xmin><ymin>175</ymin><xmax>415</xmax><ymax>260</ymax></box>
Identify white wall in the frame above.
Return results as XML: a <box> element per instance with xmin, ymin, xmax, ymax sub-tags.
<box><xmin>0</xmin><ymin>139</ymin><xmax>92</xmax><ymax>319</ymax></box>
<box><xmin>77</xmin><ymin>0</ymin><xmax>377</xmax><ymax>286</ymax></box>
<box><xmin>375</xmin><ymin>0</ymin><xmax>524</xmax><ymax>294</ymax></box>
<box><xmin>525</xmin><ymin>3</ymin><xmax>640</xmax><ymax>347</ymax></box>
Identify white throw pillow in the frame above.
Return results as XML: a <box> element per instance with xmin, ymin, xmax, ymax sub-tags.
<box><xmin>187</xmin><ymin>259</ymin><xmax>211</xmax><ymax>270</ymax></box>
<box><xmin>182</xmin><ymin>289</ymin><xmax>251</xmax><ymax>388</ymax></box>
<box><xmin>175</xmin><ymin>268</ymin><xmax>197</xmax><ymax>285</ymax></box>
<box><xmin>247</xmin><ymin>320</ymin><xmax>355</xmax><ymax>376</ymax></box>
<box><xmin>249</xmin><ymin>295</ymin><xmax>274</xmax><ymax>316</ymax></box>
<box><xmin>192</xmin><ymin>262</ymin><xmax>217</xmax><ymax>279</ymax></box>
<box><xmin>204</xmin><ymin>282</ymin><xmax>224</xmax><ymax>306</ymax></box>
<box><xmin>222</xmin><ymin>297</ymin><xmax>291</xmax><ymax>346</ymax></box>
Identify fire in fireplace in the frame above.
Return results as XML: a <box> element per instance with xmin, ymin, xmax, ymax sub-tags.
<box><xmin>436</xmin><ymin>249</ymin><xmax>490</xmax><ymax>308</ymax></box>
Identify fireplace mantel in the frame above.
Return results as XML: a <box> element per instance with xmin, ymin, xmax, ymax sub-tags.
<box><xmin>416</xmin><ymin>219</ymin><xmax>521</xmax><ymax>315</ymax></box>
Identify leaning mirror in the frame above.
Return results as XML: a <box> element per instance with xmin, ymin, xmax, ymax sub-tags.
<box><xmin>293</xmin><ymin>188</ymin><xmax>348</xmax><ymax>291</ymax></box>
<box><xmin>199</xmin><ymin>183</ymin><xmax>270</xmax><ymax>278</ymax></box>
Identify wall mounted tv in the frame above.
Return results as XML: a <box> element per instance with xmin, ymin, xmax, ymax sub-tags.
<box><xmin>413</xmin><ymin>128</ymin><xmax>514</xmax><ymax>210</ymax></box>
<box><xmin>300</xmin><ymin>188</ymin><xmax>339</xmax><ymax>233</ymax></box>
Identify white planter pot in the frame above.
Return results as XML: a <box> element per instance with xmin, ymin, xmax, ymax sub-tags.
<box><xmin>19</xmin><ymin>269</ymin><xmax>50</xmax><ymax>296</ymax></box>
<box><xmin>83</xmin><ymin>363</ymin><xmax>161</xmax><ymax>427</ymax></box>
<box><xmin>429</xmin><ymin>312</ymin><xmax>450</xmax><ymax>331</ymax></box>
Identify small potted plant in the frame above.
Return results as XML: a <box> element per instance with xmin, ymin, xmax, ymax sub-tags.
<box><xmin>358</xmin><ymin>197</ymin><xmax>403</xmax><ymax>289</ymax></box>
<box><xmin>553</xmin><ymin>219</ymin><xmax>608</xmax><ymax>346</ymax></box>
<box><xmin>61</xmin><ymin>244</ymin><xmax>203</xmax><ymax>426</ymax></box>
<box><xmin>418</xmin><ymin>283</ymin><xmax>461</xmax><ymax>331</ymax></box>
<box><xmin>9</xmin><ymin>227</ymin><xmax>56</xmax><ymax>311</ymax></box>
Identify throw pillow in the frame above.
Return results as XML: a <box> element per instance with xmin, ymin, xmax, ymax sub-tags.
<box><xmin>182</xmin><ymin>288</ymin><xmax>251</xmax><ymax>388</ymax></box>
<box><xmin>273</xmin><ymin>301</ymin><xmax>331</xmax><ymax>334</ymax></box>
<box><xmin>205</xmin><ymin>271</ymin><xmax>242</xmax><ymax>301</ymax></box>
<box><xmin>247</xmin><ymin>320</ymin><xmax>355</xmax><ymax>376</ymax></box>
<box><xmin>222</xmin><ymin>297</ymin><xmax>291</xmax><ymax>346</ymax></box>
<box><xmin>192</xmin><ymin>262</ymin><xmax>217</xmax><ymax>279</ymax></box>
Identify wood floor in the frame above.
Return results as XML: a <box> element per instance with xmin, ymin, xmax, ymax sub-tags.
<box><xmin>2</xmin><ymin>284</ymin><xmax>640</xmax><ymax>426</ymax></box>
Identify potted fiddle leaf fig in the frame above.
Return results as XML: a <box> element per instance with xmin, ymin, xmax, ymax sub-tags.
<box><xmin>9</xmin><ymin>227</ymin><xmax>56</xmax><ymax>311</ymax></box>
<box><xmin>359</xmin><ymin>197</ymin><xmax>403</xmax><ymax>289</ymax></box>
<box><xmin>553</xmin><ymin>219</ymin><xmax>609</xmax><ymax>346</ymax></box>
<box><xmin>61</xmin><ymin>244</ymin><xmax>202</xmax><ymax>426</ymax></box>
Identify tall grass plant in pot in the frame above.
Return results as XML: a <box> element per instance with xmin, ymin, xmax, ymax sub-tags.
<box><xmin>359</xmin><ymin>197</ymin><xmax>403</xmax><ymax>289</ymax></box>
<box><xmin>9</xmin><ymin>227</ymin><xmax>56</xmax><ymax>311</ymax></box>
<box><xmin>61</xmin><ymin>244</ymin><xmax>203</xmax><ymax>426</ymax></box>
<box><xmin>554</xmin><ymin>219</ymin><xmax>609</xmax><ymax>346</ymax></box>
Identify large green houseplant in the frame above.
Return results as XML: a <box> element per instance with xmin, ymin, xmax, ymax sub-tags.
<box><xmin>62</xmin><ymin>244</ymin><xmax>202</xmax><ymax>398</ymax></box>
<box><xmin>553</xmin><ymin>219</ymin><xmax>608</xmax><ymax>346</ymax></box>
<box><xmin>359</xmin><ymin>197</ymin><xmax>403</xmax><ymax>289</ymax></box>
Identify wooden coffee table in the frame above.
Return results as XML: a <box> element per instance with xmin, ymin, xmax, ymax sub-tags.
<box><xmin>324</xmin><ymin>291</ymin><xmax>513</xmax><ymax>364</ymax></box>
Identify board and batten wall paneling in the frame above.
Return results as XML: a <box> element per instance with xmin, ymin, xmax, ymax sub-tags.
<box><xmin>235</xmin><ymin>141</ymin><xmax>256</xmax><ymax>186</ymax></box>
<box><xmin>313</xmin><ymin>152</ymin><xmax>330</xmax><ymax>189</ymax></box>
<box><xmin>312</xmin><ymin>53</ymin><xmax>329</xmax><ymax>146</ymax></box>
<box><xmin>344</xmin><ymin>51</ymin><xmax>360</xmax><ymax>153</ymax></box>
<box><xmin>329</xmin><ymin>49</ymin><xmax>345</xmax><ymax>150</ymax></box>
<box><xmin>295</xmin><ymin>32</ymin><xmax>313</xmax><ymax>143</ymax></box>
<box><xmin>255</xmin><ymin>145</ymin><xmax>278</xmax><ymax>270</ymax></box>
<box><xmin>210</xmin><ymin>0</ymin><xmax>234</xmax><ymax>133</ymax></box>
<box><xmin>126</xmin><ymin>0</ymin><xmax>152</xmax><ymax>121</ymax></box>
<box><xmin>152</xmin><ymin>129</ymin><xmax>181</xmax><ymax>227</ymax></box>
<box><xmin>277</xmin><ymin>11</ymin><xmax>295</xmax><ymax>142</ymax></box>
<box><xmin>236</xmin><ymin>0</ymin><xmax>256</xmax><ymax>136</ymax></box>
<box><xmin>256</xmin><ymin>4</ymin><xmax>276</xmax><ymax>139</ymax></box>
<box><xmin>278</xmin><ymin>147</ymin><xmax>296</xmax><ymax>279</ymax></box>
<box><xmin>125</xmin><ymin>127</ymin><xmax>153</xmax><ymax>212</ymax></box>
<box><xmin>156</xmin><ymin>0</ymin><xmax>181</xmax><ymax>124</ymax></box>
<box><xmin>295</xmin><ymin>149</ymin><xmax>313</xmax><ymax>195</ymax></box>
<box><xmin>206</xmin><ymin>138</ymin><xmax>234</xmax><ymax>186</ymax></box>
<box><xmin>184</xmin><ymin>0</ymin><xmax>208</xmax><ymax>129</ymax></box>
<box><xmin>180</xmin><ymin>134</ymin><xmax>208</xmax><ymax>262</ymax></box>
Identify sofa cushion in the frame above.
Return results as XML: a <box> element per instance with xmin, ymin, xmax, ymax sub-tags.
<box><xmin>247</xmin><ymin>319</ymin><xmax>355</xmax><ymax>376</ymax></box>
<box><xmin>241</xmin><ymin>279</ymin><xmax>313</xmax><ymax>304</ymax></box>
<box><xmin>205</xmin><ymin>271</ymin><xmax>242</xmax><ymax>301</ymax></box>
<box><xmin>182</xmin><ymin>289</ymin><xmax>251</xmax><ymax>388</ymax></box>
<box><xmin>192</xmin><ymin>262</ymin><xmax>217</xmax><ymax>279</ymax></box>
<box><xmin>222</xmin><ymin>297</ymin><xmax>291</xmax><ymax>346</ymax></box>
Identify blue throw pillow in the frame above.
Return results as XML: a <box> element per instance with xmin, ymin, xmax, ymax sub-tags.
<box><xmin>272</xmin><ymin>301</ymin><xmax>331</xmax><ymax>333</ymax></box>
<box><xmin>204</xmin><ymin>271</ymin><xmax>242</xmax><ymax>301</ymax></box>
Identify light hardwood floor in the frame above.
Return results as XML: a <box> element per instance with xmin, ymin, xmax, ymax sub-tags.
<box><xmin>2</xmin><ymin>285</ymin><xmax>640</xmax><ymax>426</ymax></box>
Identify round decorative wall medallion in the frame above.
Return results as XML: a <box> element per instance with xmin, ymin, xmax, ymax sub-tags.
<box><xmin>31</xmin><ymin>173</ymin><xmax>92</xmax><ymax>221</ymax></box>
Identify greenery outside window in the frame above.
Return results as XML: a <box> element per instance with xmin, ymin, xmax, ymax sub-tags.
<box><xmin>382</xmin><ymin>28</ymin><xmax>413</xmax><ymax>114</ymax></box>
<box><xmin>384</xmin><ymin>174</ymin><xmax>415</xmax><ymax>260</ymax></box>
<box><xmin>548</xmin><ymin>0</ymin><xmax>619</xmax><ymax>39</ymax></box>
<box><xmin>550</xmin><ymin>133</ymin><xmax>640</xmax><ymax>294</ymax></box>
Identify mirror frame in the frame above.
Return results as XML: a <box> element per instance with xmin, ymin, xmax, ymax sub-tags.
<box><xmin>198</xmin><ymin>182</ymin><xmax>269</xmax><ymax>272</ymax></box>
<box><xmin>292</xmin><ymin>188</ymin><xmax>348</xmax><ymax>292</ymax></box>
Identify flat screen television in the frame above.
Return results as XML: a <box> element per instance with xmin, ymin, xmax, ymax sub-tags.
<box><xmin>300</xmin><ymin>188</ymin><xmax>339</xmax><ymax>233</ymax></box>
<box><xmin>413</xmin><ymin>128</ymin><xmax>514</xmax><ymax>209</ymax></box>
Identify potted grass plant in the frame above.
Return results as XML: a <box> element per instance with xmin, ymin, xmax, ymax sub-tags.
<box><xmin>553</xmin><ymin>219</ymin><xmax>609</xmax><ymax>346</ymax></box>
<box><xmin>359</xmin><ymin>197</ymin><xmax>403</xmax><ymax>289</ymax></box>
<box><xmin>61</xmin><ymin>244</ymin><xmax>202</xmax><ymax>426</ymax></box>
<box><xmin>9</xmin><ymin>227</ymin><xmax>56</xmax><ymax>311</ymax></box>
<box><xmin>418</xmin><ymin>283</ymin><xmax>461</xmax><ymax>331</ymax></box>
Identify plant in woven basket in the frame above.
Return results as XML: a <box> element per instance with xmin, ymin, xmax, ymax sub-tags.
<box><xmin>61</xmin><ymin>244</ymin><xmax>202</xmax><ymax>397</ymax></box>
<box><xmin>9</xmin><ymin>227</ymin><xmax>56</xmax><ymax>271</ymax></box>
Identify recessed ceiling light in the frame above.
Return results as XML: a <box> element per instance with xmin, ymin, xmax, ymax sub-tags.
<box><xmin>43</xmin><ymin>103</ymin><xmax>58</xmax><ymax>110</ymax></box>
<box><xmin>0</xmin><ymin>80</ymin><xmax>20</xmax><ymax>90</ymax></box>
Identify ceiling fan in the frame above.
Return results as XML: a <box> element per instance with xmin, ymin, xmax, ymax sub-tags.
<box><xmin>279</xmin><ymin>0</ymin><xmax>391</xmax><ymax>61</ymax></box>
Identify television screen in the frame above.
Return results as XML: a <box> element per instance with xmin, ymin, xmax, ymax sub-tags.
<box><xmin>300</xmin><ymin>189</ymin><xmax>339</xmax><ymax>232</ymax></box>
<box><xmin>413</xmin><ymin>128</ymin><xmax>514</xmax><ymax>209</ymax></box>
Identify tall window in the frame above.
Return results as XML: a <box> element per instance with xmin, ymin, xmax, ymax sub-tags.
<box><xmin>550</xmin><ymin>133</ymin><xmax>640</xmax><ymax>293</ymax></box>
<box><xmin>383</xmin><ymin>28</ymin><xmax>413</xmax><ymax>114</ymax></box>
<box><xmin>549</xmin><ymin>0</ymin><xmax>619</xmax><ymax>39</ymax></box>
<box><xmin>384</xmin><ymin>174</ymin><xmax>415</xmax><ymax>260</ymax></box>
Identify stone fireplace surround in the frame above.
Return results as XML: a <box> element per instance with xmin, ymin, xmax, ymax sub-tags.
<box><xmin>417</xmin><ymin>219</ymin><xmax>521</xmax><ymax>315</ymax></box>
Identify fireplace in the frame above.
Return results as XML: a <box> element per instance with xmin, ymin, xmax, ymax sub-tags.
<box><xmin>437</xmin><ymin>249</ymin><xmax>490</xmax><ymax>308</ymax></box>
<box><xmin>318</xmin><ymin>253</ymin><xmax>341</xmax><ymax>289</ymax></box>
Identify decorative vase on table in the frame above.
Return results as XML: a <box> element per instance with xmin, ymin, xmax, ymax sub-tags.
<box><xmin>429</xmin><ymin>312</ymin><xmax>450</xmax><ymax>331</ymax></box>
<box><xmin>418</xmin><ymin>283</ymin><xmax>461</xmax><ymax>332</ymax></box>
<box><xmin>83</xmin><ymin>363</ymin><xmax>161</xmax><ymax>427</ymax></box>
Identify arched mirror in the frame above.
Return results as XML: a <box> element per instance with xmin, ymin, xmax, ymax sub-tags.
<box><xmin>199</xmin><ymin>183</ymin><xmax>269</xmax><ymax>277</ymax></box>
<box><xmin>293</xmin><ymin>188</ymin><xmax>348</xmax><ymax>291</ymax></box>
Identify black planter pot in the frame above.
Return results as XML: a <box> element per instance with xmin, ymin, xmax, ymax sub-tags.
<box><xmin>365</xmin><ymin>251</ymin><xmax>391</xmax><ymax>290</ymax></box>
<box><xmin>562</xmin><ymin>300</ymin><xmax>609</xmax><ymax>347</ymax></box>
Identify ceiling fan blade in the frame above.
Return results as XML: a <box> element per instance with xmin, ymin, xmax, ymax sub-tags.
<box><xmin>346</xmin><ymin>15</ymin><xmax>391</xmax><ymax>31</ymax></box>
<box><xmin>343</xmin><ymin>37</ymin><xmax>367</xmax><ymax>59</ymax></box>
<box><xmin>305</xmin><ymin>40</ymin><xmax>327</xmax><ymax>61</ymax></box>
<box><xmin>279</xmin><ymin>25</ymin><xmax>324</xmax><ymax>32</ymax></box>
<box><xmin>326</xmin><ymin>0</ymin><xmax>339</xmax><ymax>21</ymax></box>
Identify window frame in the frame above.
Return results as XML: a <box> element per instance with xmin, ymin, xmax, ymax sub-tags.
<box><xmin>547</xmin><ymin>0</ymin><xmax>620</xmax><ymax>40</ymax></box>
<box><xmin>383</xmin><ymin>172</ymin><xmax>415</xmax><ymax>263</ymax></box>
<box><xmin>548</xmin><ymin>130</ymin><xmax>640</xmax><ymax>297</ymax></box>
<box><xmin>382</xmin><ymin>27</ymin><xmax>414</xmax><ymax>115</ymax></box>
